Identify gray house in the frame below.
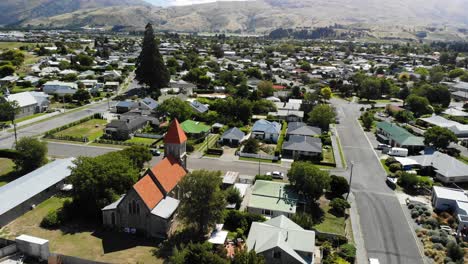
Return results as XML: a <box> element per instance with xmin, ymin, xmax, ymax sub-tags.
<box><xmin>105</xmin><ymin>113</ymin><xmax>157</xmax><ymax>140</ymax></box>
<box><xmin>5</xmin><ymin>91</ymin><xmax>49</xmax><ymax>119</ymax></box>
<box><xmin>220</xmin><ymin>127</ymin><xmax>245</xmax><ymax>146</ymax></box>
<box><xmin>286</xmin><ymin>122</ymin><xmax>322</xmax><ymax>138</ymax></box>
<box><xmin>246</xmin><ymin>215</ymin><xmax>315</xmax><ymax>264</ymax></box>
<box><xmin>190</xmin><ymin>100</ymin><xmax>209</xmax><ymax>114</ymax></box>
<box><xmin>282</xmin><ymin>135</ymin><xmax>322</xmax><ymax>159</ymax></box>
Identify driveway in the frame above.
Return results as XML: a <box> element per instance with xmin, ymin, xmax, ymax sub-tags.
<box><xmin>332</xmin><ymin>98</ymin><xmax>424</xmax><ymax>264</ymax></box>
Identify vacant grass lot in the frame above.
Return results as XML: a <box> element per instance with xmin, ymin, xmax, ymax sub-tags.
<box><xmin>0</xmin><ymin>158</ymin><xmax>17</xmax><ymax>187</ymax></box>
<box><xmin>54</xmin><ymin>119</ymin><xmax>107</xmax><ymax>142</ymax></box>
<box><xmin>313</xmin><ymin>202</ymin><xmax>346</xmax><ymax>236</ymax></box>
<box><xmin>0</xmin><ymin>196</ymin><xmax>163</xmax><ymax>264</ymax></box>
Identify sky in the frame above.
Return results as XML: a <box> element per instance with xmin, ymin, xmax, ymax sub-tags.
<box><xmin>143</xmin><ymin>0</ymin><xmax>250</xmax><ymax>7</ymax></box>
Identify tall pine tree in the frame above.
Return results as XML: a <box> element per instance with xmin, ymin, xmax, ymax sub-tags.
<box><xmin>135</xmin><ymin>23</ymin><xmax>170</xmax><ymax>98</ymax></box>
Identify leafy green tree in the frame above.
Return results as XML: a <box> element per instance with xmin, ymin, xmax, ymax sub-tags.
<box><xmin>300</xmin><ymin>61</ymin><xmax>311</xmax><ymax>71</ymax></box>
<box><xmin>120</xmin><ymin>145</ymin><xmax>152</xmax><ymax>169</ymax></box>
<box><xmin>439</xmin><ymin>52</ymin><xmax>457</xmax><ymax>66</ymax></box>
<box><xmin>225</xmin><ymin>186</ymin><xmax>242</xmax><ymax>207</ymax></box>
<box><xmin>232</xmin><ymin>249</ymin><xmax>265</xmax><ymax>264</ymax></box>
<box><xmin>0</xmin><ymin>65</ymin><xmax>15</xmax><ymax>78</ymax></box>
<box><xmin>358</xmin><ymin>77</ymin><xmax>381</xmax><ymax>100</ymax></box>
<box><xmin>330</xmin><ymin>198</ymin><xmax>350</xmax><ymax>216</ymax></box>
<box><xmin>338</xmin><ymin>243</ymin><xmax>356</xmax><ymax>263</ymax></box>
<box><xmin>211</xmin><ymin>44</ymin><xmax>224</xmax><ymax>58</ymax></box>
<box><xmin>405</xmin><ymin>94</ymin><xmax>432</xmax><ymax>117</ymax></box>
<box><xmin>461</xmin><ymin>73</ymin><xmax>468</xmax><ymax>82</ymax></box>
<box><xmin>72</xmin><ymin>89</ymin><xmax>91</xmax><ymax>103</ymax></box>
<box><xmin>394</xmin><ymin>110</ymin><xmax>414</xmax><ymax>123</ymax></box>
<box><xmin>178</xmin><ymin>170</ymin><xmax>226</xmax><ymax>236</ymax></box>
<box><xmin>448</xmin><ymin>68</ymin><xmax>465</xmax><ymax>79</ymax></box>
<box><xmin>360</xmin><ymin>111</ymin><xmax>374</xmax><ymax>131</ymax></box>
<box><xmin>243</xmin><ymin>138</ymin><xmax>259</xmax><ymax>154</ymax></box>
<box><xmin>76</xmin><ymin>54</ymin><xmax>94</xmax><ymax>67</ymax></box>
<box><xmin>424</xmin><ymin>126</ymin><xmax>458</xmax><ymax>149</ymax></box>
<box><xmin>156</xmin><ymin>97</ymin><xmax>193</xmax><ymax>122</ymax></box>
<box><xmin>308</xmin><ymin>104</ymin><xmax>336</xmax><ymax>130</ymax></box>
<box><xmin>170</xmin><ymin>242</ymin><xmax>227</xmax><ymax>264</ymax></box>
<box><xmin>288</xmin><ymin>161</ymin><xmax>331</xmax><ymax>201</ymax></box>
<box><xmin>330</xmin><ymin>175</ymin><xmax>349</xmax><ymax>197</ymax></box>
<box><xmin>412</xmin><ymin>84</ymin><xmax>451</xmax><ymax>108</ymax></box>
<box><xmin>257</xmin><ymin>81</ymin><xmax>274</xmax><ymax>97</ymax></box>
<box><xmin>0</xmin><ymin>50</ymin><xmax>25</xmax><ymax>66</ymax></box>
<box><xmin>69</xmin><ymin>151</ymin><xmax>139</xmax><ymax>218</ymax></box>
<box><xmin>246</xmin><ymin>67</ymin><xmax>262</xmax><ymax>79</ymax></box>
<box><xmin>398</xmin><ymin>172</ymin><xmax>419</xmax><ymax>190</ymax></box>
<box><xmin>135</xmin><ymin>23</ymin><xmax>170</xmax><ymax>97</ymax></box>
<box><xmin>14</xmin><ymin>137</ymin><xmax>47</xmax><ymax>173</ymax></box>
<box><xmin>291</xmin><ymin>212</ymin><xmax>314</xmax><ymax>229</ymax></box>
<box><xmin>321</xmin><ymin>87</ymin><xmax>332</xmax><ymax>101</ymax></box>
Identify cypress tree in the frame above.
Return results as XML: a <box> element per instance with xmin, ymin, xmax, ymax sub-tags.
<box><xmin>135</xmin><ymin>23</ymin><xmax>170</xmax><ymax>98</ymax></box>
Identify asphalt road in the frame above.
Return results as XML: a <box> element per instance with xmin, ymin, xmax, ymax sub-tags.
<box><xmin>0</xmin><ymin>101</ymin><xmax>116</xmax><ymax>149</ymax></box>
<box><xmin>332</xmin><ymin>98</ymin><xmax>424</xmax><ymax>264</ymax></box>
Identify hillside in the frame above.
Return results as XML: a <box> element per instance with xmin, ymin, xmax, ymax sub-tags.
<box><xmin>6</xmin><ymin>0</ymin><xmax>468</xmax><ymax>38</ymax></box>
<box><xmin>0</xmin><ymin>0</ymin><xmax>150</xmax><ymax>26</ymax></box>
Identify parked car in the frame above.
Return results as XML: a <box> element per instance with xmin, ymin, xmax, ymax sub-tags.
<box><xmin>369</xmin><ymin>258</ymin><xmax>380</xmax><ymax>264</ymax></box>
<box><xmin>266</xmin><ymin>171</ymin><xmax>284</xmax><ymax>179</ymax></box>
<box><xmin>377</xmin><ymin>143</ymin><xmax>391</xmax><ymax>150</ymax></box>
<box><xmin>386</xmin><ymin>177</ymin><xmax>397</xmax><ymax>189</ymax></box>
<box><xmin>388</xmin><ymin>147</ymin><xmax>408</xmax><ymax>157</ymax></box>
<box><xmin>150</xmin><ymin>149</ymin><xmax>161</xmax><ymax>156</ymax></box>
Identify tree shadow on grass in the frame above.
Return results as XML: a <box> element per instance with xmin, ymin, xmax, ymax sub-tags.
<box><xmin>91</xmin><ymin>229</ymin><xmax>161</xmax><ymax>254</ymax></box>
<box><xmin>0</xmin><ymin>171</ymin><xmax>21</xmax><ymax>186</ymax></box>
<box><xmin>298</xmin><ymin>203</ymin><xmax>325</xmax><ymax>225</ymax></box>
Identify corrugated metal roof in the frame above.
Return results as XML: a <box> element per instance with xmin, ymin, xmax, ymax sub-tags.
<box><xmin>0</xmin><ymin>158</ymin><xmax>75</xmax><ymax>216</ymax></box>
<box><xmin>151</xmin><ymin>196</ymin><xmax>180</xmax><ymax>219</ymax></box>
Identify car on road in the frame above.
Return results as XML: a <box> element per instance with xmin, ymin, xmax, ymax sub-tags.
<box><xmin>386</xmin><ymin>177</ymin><xmax>397</xmax><ymax>189</ymax></box>
<box><xmin>150</xmin><ymin>149</ymin><xmax>161</xmax><ymax>156</ymax></box>
<box><xmin>377</xmin><ymin>143</ymin><xmax>391</xmax><ymax>150</ymax></box>
<box><xmin>266</xmin><ymin>171</ymin><xmax>285</xmax><ymax>179</ymax></box>
<box><xmin>369</xmin><ymin>258</ymin><xmax>380</xmax><ymax>264</ymax></box>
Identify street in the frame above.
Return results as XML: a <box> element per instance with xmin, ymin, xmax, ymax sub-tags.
<box><xmin>332</xmin><ymin>98</ymin><xmax>424</xmax><ymax>264</ymax></box>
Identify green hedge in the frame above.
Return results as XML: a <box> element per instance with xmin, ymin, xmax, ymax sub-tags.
<box><xmin>0</xmin><ymin>149</ymin><xmax>22</xmax><ymax>159</ymax></box>
<box><xmin>46</xmin><ymin>134</ymin><xmax>89</xmax><ymax>143</ymax></box>
<box><xmin>206</xmin><ymin>148</ymin><xmax>223</xmax><ymax>155</ymax></box>
<box><xmin>94</xmin><ymin>138</ymin><xmax>149</xmax><ymax>147</ymax></box>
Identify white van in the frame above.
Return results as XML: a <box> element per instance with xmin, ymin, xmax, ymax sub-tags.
<box><xmin>369</xmin><ymin>258</ymin><xmax>380</xmax><ymax>264</ymax></box>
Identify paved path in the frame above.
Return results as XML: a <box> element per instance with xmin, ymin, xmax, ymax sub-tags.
<box><xmin>330</xmin><ymin>125</ymin><xmax>344</xmax><ymax>169</ymax></box>
<box><xmin>331</xmin><ymin>98</ymin><xmax>424</xmax><ymax>264</ymax></box>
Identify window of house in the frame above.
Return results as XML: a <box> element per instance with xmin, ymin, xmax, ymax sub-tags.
<box><xmin>263</xmin><ymin>209</ymin><xmax>272</xmax><ymax>216</ymax></box>
<box><xmin>128</xmin><ymin>203</ymin><xmax>132</xmax><ymax>214</ymax></box>
<box><xmin>136</xmin><ymin>203</ymin><xmax>140</xmax><ymax>215</ymax></box>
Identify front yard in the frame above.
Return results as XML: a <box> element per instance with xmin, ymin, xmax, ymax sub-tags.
<box><xmin>313</xmin><ymin>199</ymin><xmax>347</xmax><ymax>236</ymax></box>
<box><xmin>125</xmin><ymin>137</ymin><xmax>157</xmax><ymax>146</ymax></box>
<box><xmin>53</xmin><ymin>119</ymin><xmax>107</xmax><ymax>142</ymax></box>
<box><xmin>0</xmin><ymin>196</ymin><xmax>163</xmax><ymax>264</ymax></box>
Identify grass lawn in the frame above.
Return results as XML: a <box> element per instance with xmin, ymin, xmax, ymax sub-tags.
<box><xmin>313</xmin><ymin>203</ymin><xmax>346</xmax><ymax>236</ymax></box>
<box><xmin>11</xmin><ymin>86</ymin><xmax>36</xmax><ymax>93</ymax></box>
<box><xmin>0</xmin><ymin>158</ymin><xmax>18</xmax><ymax>187</ymax></box>
<box><xmin>196</xmin><ymin>134</ymin><xmax>220</xmax><ymax>153</ymax></box>
<box><xmin>125</xmin><ymin>137</ymin><xmax>157</xmax><ymax>146</ymax></box>
<box><xmin>0</xmin><ymin>196</ymin><xmax>163</xmax><ymax>264</ymax></box>
<box><xmin>457</xmin><ymin>155</ymin><xmax>468</xmax><ymax>165</ymax></box>
<box><xmin>54</xmin><ymin>119</ymin><xmax>107</xmax><ymax>141</ymax></box>
<box><xmin>0</xmin><ymin>42</ymin><xmax>51</xmax><ymax>50</ymax></box>
<box><xmin>321</xmin><ymin>146</ymin><xmax>335</xmax><ymax>164</ymax></box>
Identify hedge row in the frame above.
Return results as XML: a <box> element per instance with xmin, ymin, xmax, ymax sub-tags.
<box><xmin>206</xmin><ymin>148</ymin><xmax>223</xmax><ymax>155</ymax></box>
<box><xmin>94</xmin><ymin>138</ymin><xmax>150</xmax><ymax>147</ymax></box>
<box><xmin>46</xmin><ymin>134</ymin><xmax>89</xmax><ymax>143</ymax></box>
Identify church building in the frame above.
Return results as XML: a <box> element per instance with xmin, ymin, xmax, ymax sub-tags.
<box><xmin>102</xmin><ymin>119</ymin><xmax>188</xmax><ymax>237</ymax></box>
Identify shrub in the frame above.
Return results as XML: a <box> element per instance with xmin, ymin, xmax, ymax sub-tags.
<box><xmin>389</xmin><ymin>163</ymin><xmax>402</xmax><ymax>172</ymax></box>
<box><xmin>444</xmin><ymin>257</ymin><xmax>452</xmax><ymax>264</ymax></box>
<box><xmin>385</xmin><ymin>157</ymin><xmax>397</xmax><ymax>166</ymax></box>
<box><xmin>330</xmin><ymin>198</ymin><xmax>350</xmax><ymax>216</ymax></box>
<box><xmin>446</xmin><ymin>241</ymin><xmax>464</xmax><ymax>261</ymax></box>
<box><xmin>431</xmin><ymin>235</ymin><xmax>441</xmax><ymax>244</ymax></box>
<box><xmin>223</xmin><ymin>210</ymin><xmax>265</xmax><ymax>233</ymax></box>
<box><xmin>40</xmin><ymin>209</ymin><xmax>62</xmax><ymax>228</ymax></box>
<box><xmin>291</xmin><ymin>212</ymin><xmax>314</xmax><ymax>230</ymax></box>
<box><xmin>433</xmin><ymin>243</ymin><xmax>444</xmax><ymax>250</ymax></box>
<box><xmin>411</xmin><ymin>210</ymin><xmax>420</xmax><ymax>218</ymax></box>
<box><xmin>338</xmin><ymin>243</ymin><xmax>356</xmax><ymax>262</ymax></box>
<box><xmin>255</xmin><ymin>175</ymin><xmax>272</xmax><ymax>181</ymax></box>
<box><xmin>408</xmin><ymin>203</ymin><xmax>415</xmax><ymax>209</ymax></box>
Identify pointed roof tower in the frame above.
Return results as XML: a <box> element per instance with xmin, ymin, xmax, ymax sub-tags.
<box><xmin>164</xmin><ymin>119</ymin><xmax>187</xmax><ymax>144</ymax></box>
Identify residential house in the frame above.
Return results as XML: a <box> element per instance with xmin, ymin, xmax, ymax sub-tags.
<box><xmin>409</xmin><ymin>151</ymin><xmax>468</xmax><ymax>183</ymax></box>
<box><xmin>115</xmin><ymin>101</ymin><xmax>137</xmax><ymax>114</ymax></box>
<box><xmin>376</xmin><ymin>121</ymin><xmax>425</xmax><ymax>153</ymax></box>
<box><xmin>180</xmin><ymin>120</ymin><xmax>210</xmax><ymax>138</ymax></box>
<box><xmin>431</xmin><ymin>186</ymin><xmax>468</xmax><ymax>235</ymax></box>
<box><xmin>419</xmin><ymin>115</ymin><xmax>468</xmax><ymax>138</ymax></box>
<box><xmin>247</xmin><ymin>180</ymin><xmax>301</xmax><ymax>218</ymax></box>
<box><xmin>104</xmin><ymin>112</ymin><xmax>157</xmax><ymax>140</ymax></box>
<box><xmin>104</xmin><ymin>82</ymin><xmax>119</xmax><ymax>91</ymax></box>
<box><xmin>190</xmin><ymin>100</ymin><xmax>209</xmax><ymax>114</ymax></box>
<box><xmin>0</xmin><ymin>76</ymin><xmax>19</xmax><ymax>87</ymax></box>
<box><xmin>286</xmin><ymin>122</ymin><xmax>321</xmax><ymax>139</ymax></box>
<box><xmin>42</xmin><ymin>81</ymin><xmax>77</xmax><ymax>95</ymax></box>
<box><xmin>102</xmin><ymin>120</ymin><xmax>188</xmax><ymax>237</ymax></box>
<box><xmin>252</xmin><ymin>120</ymin><xmax>282</xmax><ymax>143</ymax></box>
<box><xmin>282</xmin><ymin>136</ymin><xmax>322</xmax><ymax>159</ymax></box>
<box><xmin>220</xmin><ymin>127</ymin><xmax>245</xmax><ymax>147</ymax></box>
<box><xmin>0</xmin><ymin>158</ymin><xmax>75</xmax><ymax>227</ymax></box>
<box><xmin>5</xmin><ymin>91</ymin><xmax>49</xmax><ymax>118</ymax></box>
<box><xmin>246</xmin><ymin>215</ymin><xmax>315</xmax><ymax>264</ymax></box>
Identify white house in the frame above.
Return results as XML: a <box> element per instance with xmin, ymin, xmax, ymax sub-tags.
<box><xmin>431</xmin><ymin>186</ymin><xmax>468</xmax><ymax>235</ymax></box>
<box><xmin>42</xmin><ymin>81</ymin><xmax>78</xmax><ymax>95</ymax></box>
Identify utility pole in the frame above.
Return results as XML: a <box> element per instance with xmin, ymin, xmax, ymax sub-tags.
<box><xmin>346</xmin><ymin>161</ymin><xmax>354</xmax><ymax>200</ymax></box>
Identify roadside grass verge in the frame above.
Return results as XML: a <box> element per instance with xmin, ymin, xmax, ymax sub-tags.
<box><xmin>124</xmin><ymin>137</ymin><xmax>157</xmax><ymax>146</ymax></box>
<box><xmin>54</xmin><ymin>119</ymin><xmax>107</xmax><ymax>142</ymax></box>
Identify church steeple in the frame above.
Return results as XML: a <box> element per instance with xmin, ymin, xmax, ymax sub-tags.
<box><xmin>164</xmin><ymin>119</ymin><xmax>187</xmax><ymax>169</ymax></box>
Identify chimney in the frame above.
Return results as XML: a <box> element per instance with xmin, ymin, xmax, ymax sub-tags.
<box><xmin>127</xmin><ymin>119</ymin><xmax>130</xmax><ymax>123</ymax></box>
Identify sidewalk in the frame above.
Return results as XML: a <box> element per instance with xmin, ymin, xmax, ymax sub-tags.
<box><xmin>16</xmin><ymin>111</ymin><xmax>61</xmax><ymax>127</ymax></box>
<box><xmin>331</xmin><ymin>125</ymin><xmax>344</xmax><ymax>169</ymax></box>
<box><xmin>348</xmin><ymin>192</ymin><xmax>367</xmax><ymax>264</ymax></box>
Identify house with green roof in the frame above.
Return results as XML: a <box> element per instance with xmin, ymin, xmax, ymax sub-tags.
<box><xmin>180</xmin><ymin>120</ymin><xmax>210</xmax><ymax>138</ymax></box>
<box><xmin>376</xmin><ymin>121</ymin><xmax>425</xmax><ymax>153</ymax></box>
<box><xmin>247</xmin><ymin>180</ymin><xmax>302</xmax><ymax>218</ymax></box>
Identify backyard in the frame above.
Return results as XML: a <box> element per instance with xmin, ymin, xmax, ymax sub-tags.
<box><xmin>313</xmin><ymin>198</ymin><xmax>347</xmax><ymax>236</ymax></box>
<box><xmin>53</xmin><ymin>119</ymin><xmax>107</xmax><ymax>142</ymax></box>
<box><xmin>0</xmin><ymin>196</ymin><xmax>163</xmax><ymax>264</ymax></box>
